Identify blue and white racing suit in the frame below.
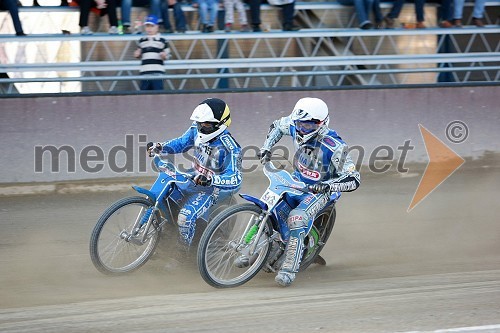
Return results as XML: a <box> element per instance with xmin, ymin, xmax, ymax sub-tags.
<box><xmin>161</xmin><ymin>123</ymin><xmax>242</xmax><ymax>245</ymax></box>
<box><xmin>262</xmin><ymin>115</ymin><xmax>360</xmax><ymax>274</ymax></box>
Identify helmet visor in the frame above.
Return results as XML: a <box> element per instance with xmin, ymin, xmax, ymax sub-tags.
<box><xmin>295</xmin><ymin>120</ymin><xmax>320</xmax><ymax>135</ymax></box>
<box><xmin>197</xmin><ymin>121</ymin><xmax>218</xmax><ymax>134</ymax></box>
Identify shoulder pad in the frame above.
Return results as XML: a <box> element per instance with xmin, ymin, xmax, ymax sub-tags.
<box><xmin>320</xmin><ymin>135</ymin><xmax>344</xmax><ymax>152</ymax></box>
<box><xmin>278</xmin><ymin>116</ymin><xmax>294</xmax><ymax>134</ymax></box>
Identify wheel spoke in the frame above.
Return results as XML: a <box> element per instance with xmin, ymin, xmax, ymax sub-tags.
<box><xmin>198</xmin><ymin>203</ymin><xmax>271</xmax><ymax>288</ymax></box>
<box><xmin>90</xmin><ymin>197</ymin><xmax>160</xmax><ymax>274</ymax></box>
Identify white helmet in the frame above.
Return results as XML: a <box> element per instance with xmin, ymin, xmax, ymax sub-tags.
<box><xmin>290</xmin><ymin>97</ymin><xmax>330</xmax><ymax>145</ymax></box>
<box><xmin>190</xmin><ymin>98</ymin><xmax>232</xmax><ymax>143</ymax></box>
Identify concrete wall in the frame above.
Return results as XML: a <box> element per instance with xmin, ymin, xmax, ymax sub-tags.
<box><xmin>1</xmin><ymin>86</ymin><xmax>498</xmax><ymax>184</ymax></box>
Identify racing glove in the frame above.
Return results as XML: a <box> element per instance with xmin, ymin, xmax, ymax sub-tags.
<box><xmin>257</xmin><ymin>149</ymin><xmax>271</xmax><ymax>164</ymax></box>
<box><xmin>147</xmin><ymin>142</ymin><xmax>163</xmax><ymax>157</ymax></box>
<box><xmin>308</xmin><ymin>182</ymin><xmax>331</xmax><ymax>194</ymax></box>
<box><xmin>194</xmin><ymin>174</ymin><xmax>212</xmax><ymax>187</ymax></box>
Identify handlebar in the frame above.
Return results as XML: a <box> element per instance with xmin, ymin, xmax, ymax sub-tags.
<box><xmin>264</xmin><ymin>160</ymin><xmax>330</xmax><ymax>195</ymax></box>
<box><xmin>148</xmin><ymin>142</ymin><xmax>210</xmax><ymax>185</ymax></box>
<box><xmin>147</xmin><ymin>142</ymin><xmax>162</xmax><ymax>158</ymax></box>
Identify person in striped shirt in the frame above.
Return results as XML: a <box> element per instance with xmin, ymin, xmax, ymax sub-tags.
<box><xmin>133</xmin><ymin>15</ymin><xmax>170</xmax><ymax>90</ymax></box>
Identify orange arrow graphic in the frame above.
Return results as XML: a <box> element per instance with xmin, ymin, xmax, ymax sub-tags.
<box><xmin>408</xmin><ymin>124</ymin><xmax>465</xmax><ymax>212</ymax></box>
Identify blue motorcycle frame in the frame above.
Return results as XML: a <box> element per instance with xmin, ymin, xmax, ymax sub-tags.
<box><xmin>197</xmin><ymin>161</ymin><xmax>339</xmax><ymax>288</ymax></box>
<box><xmin>90</xmin><ymin>155</ymin><xmax>234</xmax><ymax>275</ymax></box>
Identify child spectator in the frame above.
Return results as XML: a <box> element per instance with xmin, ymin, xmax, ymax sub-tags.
<box><xmin>224</xmin><ymin>0</ymin><xmax>251</xmax><ymax>32</ymax></box>
<box><xmin>133</xmin><ymin>15</ymin><xmax>170</xmax><ymax>90</ymax></box>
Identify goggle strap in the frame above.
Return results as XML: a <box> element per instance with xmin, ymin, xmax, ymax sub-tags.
<box><xmin>213</xmin><ymin>114</ymin><xmax>230</xmax><ymax>128</ymax></box>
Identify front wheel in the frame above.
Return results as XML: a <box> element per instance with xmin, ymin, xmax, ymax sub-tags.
<box><xmin>90</xmin><ymin>196</ymin><xmax>161</xmax><ymax>275</ymax></box>
<box><xmin>197</xmin><ymin>203</ymin><xmax>272</xmax><ymax>288</ymax></box>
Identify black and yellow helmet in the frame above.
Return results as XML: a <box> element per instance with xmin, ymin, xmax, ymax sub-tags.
<box><xmin>190</xmin><ymin>98</ymin><xmax>231</xmax><ymax>143</ymax></box>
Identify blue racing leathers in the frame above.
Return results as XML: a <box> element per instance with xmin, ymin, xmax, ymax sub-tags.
<box><xmin>160</xmin><ymin>123</ymin><xmax>242</xmax><ymax>244</ymax></box>
<box><xmin>261</xmin><ymin>115</ymin><xmax>360</xmax><ymax>274</ymax></box>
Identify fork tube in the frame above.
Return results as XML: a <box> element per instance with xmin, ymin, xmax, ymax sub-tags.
<box><xmin>132</xmin><ymin>207</ymin><xmax>146</xmax><ymax>230</ymax></box>
<box><xmin>165</xmin><ymin>198</ymin><xmax>175</xmax><ymax>224</ymax></box>
<box><xmin>139</xmin><ymin>201</ymin><xmax>160</xmax><ymax>242</ymax></box>
<box><xmin>238</xmin><ymin>214</ymin><xmax>260</xmax><ymax>244</ymax></box>
<box><xmin>249</xmin><ymin>211</ymin><xmax>270</xmax><ymax>255</ymax></box>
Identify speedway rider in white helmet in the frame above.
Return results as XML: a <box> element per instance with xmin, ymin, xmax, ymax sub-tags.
<box><xmin>258</xmin><ymin>97</ymin><xmax>360</xmax><ymax>287</ymax></box>
<box><xmin>148</xmin><ymin>98</ymin><xmax>242</xmax><ymax>246</ymax></box>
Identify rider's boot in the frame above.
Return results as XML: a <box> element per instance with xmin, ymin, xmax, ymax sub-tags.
<box><xmin>275</xmin><ymin>271</ymin><xmax>296</xmax><ymax>287</ymax></box>
<box><xmin>275</xmin><ymin>231</ymin><xmax>304</xmax><ymax>287</ymax></box>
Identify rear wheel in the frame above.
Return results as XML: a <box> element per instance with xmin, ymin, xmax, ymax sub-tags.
<box><xmin>299</xmin><ymin>204</ymin><xmax>336</xmax><ymax>271</ymax></box>
<box><xmin>197</xmin><ymin>203</ymin><xmax>272</xmax><ymax>288</ymax></box>
<box><xmin>90</xmin><ymin>196</ymin><xmax>161</xmax><ymax>275</ymax></box>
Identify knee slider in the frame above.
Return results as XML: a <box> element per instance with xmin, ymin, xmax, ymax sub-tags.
<box><xmin>287</xmin><ymin>209</ymin><xmax>308</xmax><ymax>229</ymax></box>
<box><xmin>177</xmin><ymin>208</ymin><xmax>190</xmax><ymax>227</ymax></box>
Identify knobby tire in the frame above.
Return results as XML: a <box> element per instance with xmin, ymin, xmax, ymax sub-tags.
<box><xmin>197</xmin><ymin>203</ymin><xmax>272</xmax><ymax>288</ymax></box>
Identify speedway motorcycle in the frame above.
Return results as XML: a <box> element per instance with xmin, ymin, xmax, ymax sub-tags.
<box><xmin>197</xmin><ymin>160</ymin><xmax>339</xmax><ymax>288</ymax></box>
<box><xmin>90</xmin><ymin>147</ymin><xmax>235</xmax><ymax>275</ymax></box>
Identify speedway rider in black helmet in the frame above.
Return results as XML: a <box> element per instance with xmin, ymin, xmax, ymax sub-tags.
<box><xmin>258</xmin><ymin>97</ymin><xmax>360</xmax><ymax>287</ymax></box>
<box><xmin>148</xmin><ymin>98</ymin><xmax>242</xmax><ymax>246</ymax></box>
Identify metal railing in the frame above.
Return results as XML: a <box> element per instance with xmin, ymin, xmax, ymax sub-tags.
<box><xmin>1</xmin><ymin>2</ymin><xmax>499</xmax><ymax>94</ymax></box>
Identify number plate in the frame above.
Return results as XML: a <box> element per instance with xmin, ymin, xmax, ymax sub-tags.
<box><xmin>260</xmin><ymin>189</ymin><xmax>280</xmax><ymax>207</ymax></box>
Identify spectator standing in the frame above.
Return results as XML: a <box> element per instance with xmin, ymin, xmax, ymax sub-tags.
<box><xmin>223</xmin><ymin>0</ymin><xmax>251</xmax><ymax>32</ymax></box>
<box><xmin>383</xmin><ymin>0</ymin><xmax>427</xmax><ymax>29</ymax></box>
<box><xmin>78</xmin><ymin>0</ymin><xmax>120</xmax><ymax>34</ymax></box>
<box><xmin>193</xmin><ymin>0</ymin><xmax>218</xmax><ymax>32</ymax></box>
<box><xmin>133</xmin><ymin>15</ymin><xmax>170</xmax><ymax>90</ymax></box>
<box><xmin>338</xmin><ymin>0</ymin><xmax>374</xmax><ymax>29</ymax></box>
<box><xmin>0</xmin><ymin>0</ymin><xmax>26</xmax><ymax>36</ymax></box>
<box><xmin>452</xmin><ymin>0</ymin><xmax>486</xmax><ymax>27</ymax></box>
<box><xmin>161</xmin><ymin>0</ymin><xmax>187</xmax><ymax>33</ymax></box>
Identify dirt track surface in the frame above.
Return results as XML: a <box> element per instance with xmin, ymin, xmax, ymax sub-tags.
<box><xmin>1</xmin><ymin>165</ymin><xmax>500</xmax><ymax>333</ymax></box>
